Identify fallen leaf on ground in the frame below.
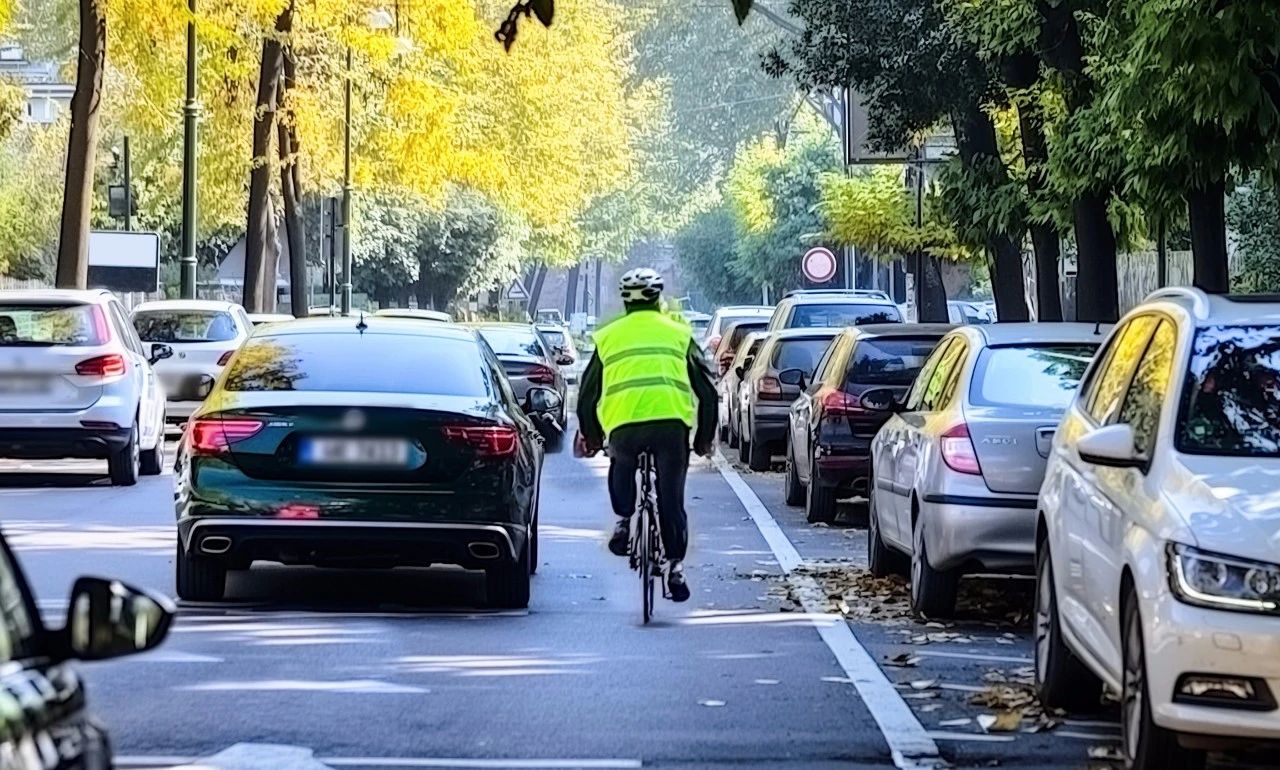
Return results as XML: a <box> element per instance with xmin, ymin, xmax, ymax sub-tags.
<box><xmin>909</xmin><ymin>679</ymin><xmax>938</xmax><ymax>690</ymax></box>
<box><xmin>698</xmin><ymin>699</ymin><xmax>726</xmax><ymax>707</ymax></box>
<box><xmin>884</xmin><ymin>653</ymin><xmax>921</xmax><ymax>668</ymax></box>
<box><xmin>1087</xmin><ymin>746</ymin><xmax>1123</xmax><ymax>761</ymax></box>
<box><xmin>937</xmin><ymin>718</ymin><xmax>971</xmax><ymax>727</ymax></box>
<box><xmin>977</xmin><ymin>710</ymin><xmax>1023</xmax><ymax>732</ymax></box>
<box><xmin>754</xmin><ymin>679</ymin><xmax>779</xmax><ymax>685</ymax></box>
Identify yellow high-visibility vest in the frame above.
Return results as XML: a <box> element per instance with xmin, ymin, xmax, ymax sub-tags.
<box><xmin>593</xmin><ymin>310</ymin><xmax>695</xmax><ymax>436</ymax></box>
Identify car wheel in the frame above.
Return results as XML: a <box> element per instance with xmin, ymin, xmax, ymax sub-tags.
<box><xmin>1122</xmin><ymin>586</ymin><xmax>1204</xmax><ymax>770</ymax></box>
<box><xmin>176</xmin><ymin>543</ymin><xmax>227</xmax><ymax>602</ymax></box>
<box><xmin>108</xmin><ymin>420</ymin><xmax>140</xmax><ymax>487</ymax></box>
<box><xmin>737</xmin><ymin>429</ymin><xmax>751</xmax><ymax>464</ymax></box>
<box><xmin>727</xmin><ymin>415</ymin><xmax>740</xmax><ymax>449</ymax></box>
<box><xmin>529</xmin><ymin>509</ymin><xmax>540</xmax><ymax>576</ymax></box>
<box><xmin>1034</xmin><ymin>538</ymin><xmax>1102</xmax><ymax>711</ymax></box>
<box><xmin>487</xmin><ymin>541</ymin><xmax>531</xmax><ymax>609</ymax></box>
<box><xmin>784</xmin><ymin>438</ymin><xmax>804</xmax><ymax>506</ymax></box>
<box><xmin>910</xmin><ymin>514</ymin><xmax>958</xmax><ymax>619</ymax></box>
<box><xmin>747</xmin><ymin>433</ymin><xmax>771</xmax><ymax>471</ymax></box>
<box><xmin>805</xmin><ymin>452</ymin><xmax>837</xmax><ymax>524</ymax></box>
<box><xmin>718</xmin><ymin>420</ymin><xmax>728</xmax><ymax>443</ymax></box>
<box><xmin>140</xmin><ymin>431</ymin><xmax>163</xmax><ymax>476</ymax></box>
<box><xmin>868</xmin><ymin>487</ymin><xmax>907</xmax><ymax>578</ymax></box>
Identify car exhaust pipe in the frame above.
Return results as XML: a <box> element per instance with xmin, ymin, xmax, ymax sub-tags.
<box><xmin>200</xmin><ymin>536</ymin><xmax>232</xmax><ymax>555</ymax></box>
<box><xmin>468</xmin><ymin>542</ymin><xmax>501</xmax><ymax>560</ymax></box>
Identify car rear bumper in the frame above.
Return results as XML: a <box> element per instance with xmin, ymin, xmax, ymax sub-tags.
<box><xmin>750</xmin><ymin>405</ymin><xmax>790</xmax><ymax>443</ymax></box>
<box><xmin>812</xmin><ymin>449</ymin><xmax>870</xmax><ymax>493</ymax></box>
<box><xmin>178</xmin><ymin>517</ymin><xmax>527</xmax><ymax>570</ymax></box>
<box><xmin>921</xmin><ymin>493</ymin><xmax>1038</xmax><ymax>572</ymax></box>
<box><xmin>0</xmin><ymin>426</ymin><xmax>133</xmax><ymax>459</ymax></box>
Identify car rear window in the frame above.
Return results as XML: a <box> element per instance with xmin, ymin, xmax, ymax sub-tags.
<box><xmin>772</xmin><ymin>337</ymin><xmax>835</xmax><ymax>376</ymax></box>
<box><xmin>725</xmin><ymin>322</ymin><xmax>767</xmax><ymax>352</ymax></box>
<box><xmin>970</xmin><ymin>345</ymin><xmax>1098</xmax><ymax>409</ymax></box>
<box><xmin>846</xmin><ymin>338</ymin><xmax>940</xmax><ymax>387</ymax></box>
<box><xmin>477</xmin><ymin>328</ymin><xmax>547</xmax><ymax>358</ymax></box>
<box><xmin>539</xmin><ymin>329</ymin><xmax>567</xmax><ymax>348</ymax></box>
<box><xmin>1178</xmin><ymin>325</ymin><xmax>1280</xmax><ymax>456</ymax></box>
<box><xmin>134</xmin><ymin>310</ymin><xmax>238</xmax><ymax>342</ymax></box>
<box><xmin>789</xmin><ymin>303</ymin><xmax>901</xmax><ymax>328</ymax></box>
<box><xmin>223</xmin><ymin>333</ymin><xmax>489</xmax><ymax>396</ymax></box>
<box><xmin>0</xmin><ymin>303</ymin><xmax>107</xmax><ymax>346</ymax></box>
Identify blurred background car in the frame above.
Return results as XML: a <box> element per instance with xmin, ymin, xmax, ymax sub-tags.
<box><xmin>766</xmin><ymin>289</ymin><xmax>903</xmax><ymax>331</ymax></box>
<box><xmin>175</xmin><ymin>316</ymin><xmax>556</xmax><ymax>607</ymax></box>
<box><xmin>738</xmin><ymin>328</ymin><xmax>840</xmax><ymax>471</ymax></box>
<box><xmin>721</xmin><ymin>330</ymin><xmax>768</xmax><ymax>446</ymax></box>
<box><xmin>782</xmin><ymin>324</ymin><xmax>953</xmax><ymax>524</ymax></box>
<box><xmin>534</xmin><ymin>323</ymin><xmax>580</xmax><ymax>383</ymax></box>
<box><xmin>132</xmin><ymin>299</ymin><xmax>252</xmax><ymax>425</ymax></box>
<box><xmin>702</xmin><ymin>305</ymin><xmax>774</xmax><ymax>356</ymax></box>
<box><xmin>470</xmin><ymin>322</ymin><xmax>568</xmax><ymax>449</ymax></box>
<box><xmin>865</xmin><ymin>323</ymin><xmax>1102</xmax><ymax>617</ymax></box>
<box><xmin>711</xmin><ymin>319</ymin><xmax>769</xmax><ymax>378</ymax></box>
<box><xmin>0</xmin><ymin>289</ymin><xmax>170</xmax><ymax>485</ymax></box>
<box><xmin>374</xmin><ymin>308</ymin><xmax>452</xmax><ymax>322</ymax></box>
<box><xmin>947</xmin><ymin>300</ymin><xmax>993</xmax><ymax>325</ymax></box>
<box><xmin>247</xmin><ymin>312</ymin><xmax>295</xmax><ymax>327</ymax></box>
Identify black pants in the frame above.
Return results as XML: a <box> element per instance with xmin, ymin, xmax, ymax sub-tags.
<box><xmin>608</xmin><ymin>420</ymin><xmax>690</xmax><ymax>561</ymax></box>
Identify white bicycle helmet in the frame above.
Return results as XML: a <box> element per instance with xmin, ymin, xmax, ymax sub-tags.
<box><xmin>619</xmin><ymin>268</ymin><xmax>664</xmax><ymax>304</ymax></box>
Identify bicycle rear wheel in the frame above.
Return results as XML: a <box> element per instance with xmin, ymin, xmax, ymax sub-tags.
<box><xmin>640</xmin><ymin>501</ymin><xmax>655</xmax><ymax>624</ymax></box>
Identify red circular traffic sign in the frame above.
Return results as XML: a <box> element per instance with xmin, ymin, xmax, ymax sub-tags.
<box><xmin>802</xmin><ymin>247</ymin><xmax>838</xmax><ymax>283</ymax></box>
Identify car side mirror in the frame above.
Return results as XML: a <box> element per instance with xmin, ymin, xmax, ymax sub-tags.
<box><xmin>523</xmin><ymin>386</ymin><xmax>563</xmax><ymax>415</ymax></box>
<box><xmin>1077</xmin><ymin>423</ymin><xmax>1144</xmax><ymax>469</ymax></box>
<box><xmin>778</xmin><ymin>368</ymin><xmax>805</xmax><ymax>388</ymax></box>
<box><xmin>859</xmin><ymin>387</ymin><xmax>901</xmax><ymax>413</ymax></box>
<box><xmin>555</xmin><ymin>354</ymin><xmax>574</xmax><ymax>366</ymax></box>
<box><xmin>194</xmin><ymin>377</ymin><xmax>214</xmax><ymax>400</ymax></box>
<box><xmin>148</xmin><ymin>343</ymin><xmax>173</xmax><ymax>365</ymax></box>
<box><xmin>64</xmin><ymin>577</ymin><xmax>173</xmax><ymax>662</ymax></box>
<box><xmin>735</xmin><ymin>365</ymin><xmax>745</xmax><ymax>379</ymax></box>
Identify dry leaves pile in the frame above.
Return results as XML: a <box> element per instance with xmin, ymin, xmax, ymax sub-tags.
<box><xmin>966</xmin><ymin>667</ymin><xmax>1064</xmax><ymax>734</ymax></box>
<box><xmin>758</xmin><ymin>561</ymin><xmax>915</xmax><ymax>621</ymax></box>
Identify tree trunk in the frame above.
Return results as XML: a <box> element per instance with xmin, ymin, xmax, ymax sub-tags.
<box><xmin>55</xmin><ymin>0</ymin><xmax>106</xmax><ymax>289</ymax></box>
<box><xmin>953</xmin><ymin>104</ymin><xmax>1030</xmax><ymax>322</ymax></box>
<box><xmin>242</xmin><ymin>6</ymin><xmax>289</xmax><ymax>312</ymax></box>
<box><xmin>262</xmin><ymin>210</ymin><xmax>279</xmax><ymax>312</ymax></box>
<box><xmin>1004</xmin><ymin>50</ymin><xmax>1063</xmax><ymax>321</ymax></box>
<box><xmin>917</xmin><ymin>254</ymin><xmax>948</xmax><ymax>323</ymax></box>
<box><xmin>564</xmin><ymin>264</ymin><xmax>581</xmax><ymax>317</ymax></box>
<box><xmin>527</xmin><ymin>264</ymin><xmax>548</xmax><ymax>318</ymax></box>
<box><xmin>277</xmin><ymin>12</ymin><xmax>307</xmax><ymax>318</ymax></box>
<box><xmin>1188</xmin><ymin>179</ymin><xmax>1230</xmax><ymax>293</ymax></box>
<box><xmin>1034</xmin><ymin>0</ymin><xmax>1119</xmax><ymax>322</ymax></box>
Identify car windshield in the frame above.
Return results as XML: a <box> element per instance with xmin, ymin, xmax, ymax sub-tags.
<box><xmin>539</xmin><ymin>329</ymin><xmax>567</xmax><ymax>348</ymax></box>
<box><xmin>970</xmin><ymin>345</ymin><xmax>1098</xmax><ymax>409</ymax></box>
<box><xmin>223</xmin><ymin>333</ymin><xmax>489</xmax><ymax>396</ymax></box>
<box><xmin>1178</xmin><ymin>325</ymin><xmax>1280</xmax><ymax>456</ymax></box>
<box><xmin>790</xmin><ymin>303</ymin><xmax>901</xmax><ymax>328</ymax></box>
<box><xmin>134</xmin><ymin>310</ymin><xmax>238</xmax><ymax>342</ymax></box>
<box><xmin>846</xmin><ymin>338</ymin><xmax>940</xmax><ymax>387</ymax></box>
<box><xmin>772</xmin><ymin>337</ymin><xmax>834</xmax><ymax>376</ymax></box>
<box><xmin>0</xmin><ymin>304</ymin><xmax>106</xmax><ymax>346</ymax></box>
<box><xmin>477</xmin><ymin>328</ymin><xmax>546</xmax><ymax>358</ymax></box>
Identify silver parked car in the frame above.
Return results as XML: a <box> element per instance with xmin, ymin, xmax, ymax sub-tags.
<box><xmin>132</xmin><ymin>299</ymin><xmax>253</xmax><ymax>423</ymax></box>
<box><xmin>0</xmin><ymin>289</ymin><xmax>171</xmax><ymax>485</ymax></box>
<box><xmin>864</xmin><ymin>323</ymin><xmax>1103</xmax><ymax>618</ymax></box>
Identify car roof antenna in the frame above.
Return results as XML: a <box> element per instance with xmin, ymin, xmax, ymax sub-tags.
<box><xmin>356</xmin><ymin>312</ymin><xmax>368</xmax><ymax>334</ymax></box>
<box><xmin>1093</xmin><ymin>321</ymin><xmax>1102</xmax><ymax>335</ymax></box>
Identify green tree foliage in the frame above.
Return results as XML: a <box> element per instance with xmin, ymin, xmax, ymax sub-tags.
<box><xmin>1226</xmin><ymin>181</ymin><xmax>1280</xmax><ymax>294</ymax></box>
<box><xmin>674</xmin><ymin>206</ymin><xmax>759</xmax><ymax>307</ymax></box>
<box><xmin>820</xmin><ymin>166</ymin><xmax>971</xmax><ymax>261</ymax></box>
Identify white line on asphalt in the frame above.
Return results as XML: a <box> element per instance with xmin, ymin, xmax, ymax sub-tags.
<box><xmin>913</xmin><ymin>650</ymin><xmax>1033</xmax><ymax>664</ymax></box>
<box><xmin>924</xmin><ymin>732</ymin><xmax>1015</xmax><ymax>744</ymax></box>
<box><xmin>1056</xmin><ymin>731</ymin><xmax>1121</xmax><ymax>742</ymax></box>
<box><xmin>116</xmin><ymin>758</ymin><xmax>643</xmax><ymax>769</ymax></box>
<box><xmin>712</xmin><ymin>453</ymin><xmax>947</xmax><ymax>770</ymax></box>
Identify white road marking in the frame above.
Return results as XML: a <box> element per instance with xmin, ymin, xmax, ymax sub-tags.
<box><xmin>1057</xmin><ymin>731</ymin><xmax>1121</xmax><ymax>742</ymax></box>
<box><xmin>712</xmin><ymin>453</ymin><xmax>946</xmax><ymax>770</ymax></box>
<box><xmin>176</xmin><ymin>679</ymin><xmax>427</xmax><ymax>694</ymax></box>
<box><xmin>117</xmin><ymin>757</ymin><xmax>642</xmax><ymax>769</ymax></box>
<box><xmin>913</xmin><ymin>650</ymin><xmax>1033</xmax><ymax>664</ymax></box>
<box><xmin>127</xmin><ymin>650</ymin><xmax>224</xmax><ymax>663</ymax></box>
<box><xmin>925</xmin><ymin>731</ymin><xmax>1015</xmax><ymax>743</ymax></box>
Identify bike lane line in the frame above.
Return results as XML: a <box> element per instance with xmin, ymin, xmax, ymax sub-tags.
<box><xmin>712</xmin><ymin>452</ymin><xmax>948</xmax><ymax>770</ymax></box>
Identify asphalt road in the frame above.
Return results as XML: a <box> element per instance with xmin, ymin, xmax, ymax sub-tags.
<box><xmin>0</xmin><ymin>432</ymin><xmax>1182</xmax><ymax>770</ymax></box>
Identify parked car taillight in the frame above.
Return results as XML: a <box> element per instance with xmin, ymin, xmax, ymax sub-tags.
<box><xmin>940</xmin><ymin>423</ymin><xmax>983</xmax><ymax>475</ymax></box>
<box><xmin>821</xmin><ymin>390</ymin><xmax>859</xmax><ymax>417</ymax></box>
<box><xmin>756</xmin><ymin>376</ymin><xmax>784</xmax><ymax>400</ymax></box>
<box><xmin>189</xmin><ymin>418</ymin><xmax>264</xmax><ymax>454</ymax></box>
<box><xmin>528</xmin><ymin>364</ymin><xmax>557</xmax><ymax>385</ymax></box>
<box><xmin>75</xmin><ymin>354</ymin><xmax>127</xmax><ymax>378</ymax></box>
<box><xmin>443</xmin><ymin>425</ymin><xmax>518</xmax><ymax>457</ymax></box>
<box><xmin>217</xmin><ymin>350</ymin><xmax>236</xmax><ymax>366</ymax></box>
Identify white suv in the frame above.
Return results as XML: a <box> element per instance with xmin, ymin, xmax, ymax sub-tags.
<box><xmin>0</xmin><ymin>290</ymin><xmax>169</xmax><ymax>485</ymax></box>
<box><xmin>131</xmin><ymin>299</ymin><xmax>252</xmax><ymax>422</ymax></box>
<box><xmin>1036</xmin><ymin>287</ymin><xmax>1280</xmax><ymax>768</ymax></box>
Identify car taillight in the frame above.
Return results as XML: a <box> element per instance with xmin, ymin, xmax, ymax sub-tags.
<box><xmin>217</xmin><ymin>350</ymin><xmax>235</xmax><ymax>366</ymax></box>
<box><xmin>75</xmin><ymin>354</ymin><xmax>127</xmax><ymax>378</ymax></box>
<box><xmin>757</xmin><ymin>376</ymin><xmax>783</xmax><ymax>400</ymax></box>
<box><xmin>821</xmin><ymin>390</ymin><xmax>859</xmax><ymax>417</ymax></box>
<box><xmin>528</xmin><ymin>364</ymin><xmax>556</xmax><ymax>385</ymax></box>
<box><xmin>443</xmin><ymin>425</ymin><xmax>519</xmax><ymax>457</ymax></box>
<box><xmin>189</xmin><ymin>417</ymin><xmax>264</xmax><ymax>454</ymax></box>
<box><xmin>940</xmin><ymin>423</ymin><xmax>982</xmax><ymax>475</ymax></box>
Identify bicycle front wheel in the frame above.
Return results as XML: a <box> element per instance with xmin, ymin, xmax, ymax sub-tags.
<box><xmin>640</xmin><ymin>503</ymin><xmax>655</xmax><ymax>624</ymax></box>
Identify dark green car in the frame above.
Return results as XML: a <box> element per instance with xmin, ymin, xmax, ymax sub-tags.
<box><xmin>174</xmin><ymin>316</ymin><xmax>556</xmax><ymax>608</ymax></box>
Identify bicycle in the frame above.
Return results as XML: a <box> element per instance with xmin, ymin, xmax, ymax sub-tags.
<box><xmin>629</xmin><ymin>451</ymin><xmax>667</xmax><ymax>624</ymax></box>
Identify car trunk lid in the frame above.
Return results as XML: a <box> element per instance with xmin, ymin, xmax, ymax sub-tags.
<box><xmin>963</xmin><ymin>405</ymin><xmax>1062</xmax><ymax>495</ymax></box>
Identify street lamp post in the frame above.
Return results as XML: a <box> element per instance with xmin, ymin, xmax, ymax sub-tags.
<box><xmin>179</xmin><ymin>0</ymin><xmax>199</xmax><ymax>299</ymax></box>
<box><xmin>339</xmin><ymin>46</ymin><xmax>353</xmax><ymax>315</ymax></box>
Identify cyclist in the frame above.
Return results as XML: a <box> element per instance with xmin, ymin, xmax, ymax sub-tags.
<box><xmin>576</xmin><ymin>268</ymin><xmax>718</xmax><ymax>603</ymax></box>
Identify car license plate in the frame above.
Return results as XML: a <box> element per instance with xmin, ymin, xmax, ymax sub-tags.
<box><xmin>300</xmin><ymin>437</ymin><xmax>412</xmax><ymax>467</ymax></box>
<box><xmin>0</xmin><ymin>376</ymin><xmax>51</xmax><ymax>395</ymax></box>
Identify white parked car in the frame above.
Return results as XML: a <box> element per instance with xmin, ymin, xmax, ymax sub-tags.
<box><xmin>131</xmin><ymin>300</ymin><xmax>252</xmax><ymax>423</ymax></box>
<box><xmin>0</xmin><ymin>289</ymin><xmax>169</xmax><ymax>485</ymax></box>
<box><xmin>1036</xmin><ymin>288</ymin><xmax>1280</xmax><ymax>769</ymax></box>
<box><xmin>373</xmin><ymin>308</ymin><xmax>451</xmax><ymax>322</ymax></box>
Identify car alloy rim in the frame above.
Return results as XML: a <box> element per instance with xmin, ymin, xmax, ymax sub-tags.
<box><xmin>911</xmin><ymin>523</ymin><xmax>923</xmax><ymax>603</ymax></box>
<box><xmin>1034</xmin><ymin>558</ymin><xmax>1052</xmax><ymax>684</ymax></box>
<box><xmin>1122</xmin><ymin>609</ymin><xmax>1144</xmax><ymax>762</ymax></box>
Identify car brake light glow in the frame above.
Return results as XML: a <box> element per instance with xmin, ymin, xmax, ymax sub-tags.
<box><xmin>528</xmin><ymin>364</ymin><xmax>556</xmax><ymax>385</ymax></box>
<box><xmin>189</xmin><ymin>417</ymin><xmax>264</xmax><ymax>454</ymax></box>
<box><xmin>217</xmin><ymin>350</ymin><xmax>235</xmax><ymax>366</ymax></box>
<box><xmin>940</xmin><ymin>423</ymin><xmax>983</xmax><ymax>475</ymax></box>
<box><xmin>443</xmin><ymin>425</ymin><xmax>519</xmax><ymax>457</ymax></box>
<box><xmin>821</xmin><ymin>390</ymin><xmax>859</xmax><ymax>417</ymax></box>
<box><xmin>75</xmin><ymin>354</ymin><xmax>127</xmax><ymax>378</ymax></box>
<box><xmin>757</xmin><ymin>376</ymin><xmax>784</xmax><ymax>400</ymax></box>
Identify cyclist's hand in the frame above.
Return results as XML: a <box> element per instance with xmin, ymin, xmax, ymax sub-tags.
<box><xmin>574</xmin><ymin>432</ymin><xmax>600</xmax><ymax>458</ymax></box>
<box><xmin>693</xmin><ymin>440</ymin><xmax>714</xmax><ymax>458</ymax></box>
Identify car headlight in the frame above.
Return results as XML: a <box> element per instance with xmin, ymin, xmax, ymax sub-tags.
<box><xmin>1168</xmin><ymin>543</ymin><xmax>1280</xmax><ymax>614</ymax></box>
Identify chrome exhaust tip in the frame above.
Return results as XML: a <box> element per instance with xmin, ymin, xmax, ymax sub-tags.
<box><xmin>468</xmin><ymin>542</ymin><xmax>501</xmax><ymax>560</ymax></box>
<box><xmin>200</xmin><ymin>536</ymin><xmax>232</xmax><ymax>555</ymax></box>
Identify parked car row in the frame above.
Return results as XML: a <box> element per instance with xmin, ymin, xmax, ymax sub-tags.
<box><xmin>716</xmin><ymin>286</ymin><xmax>1280</xmax><ymax>768</ymax></box>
